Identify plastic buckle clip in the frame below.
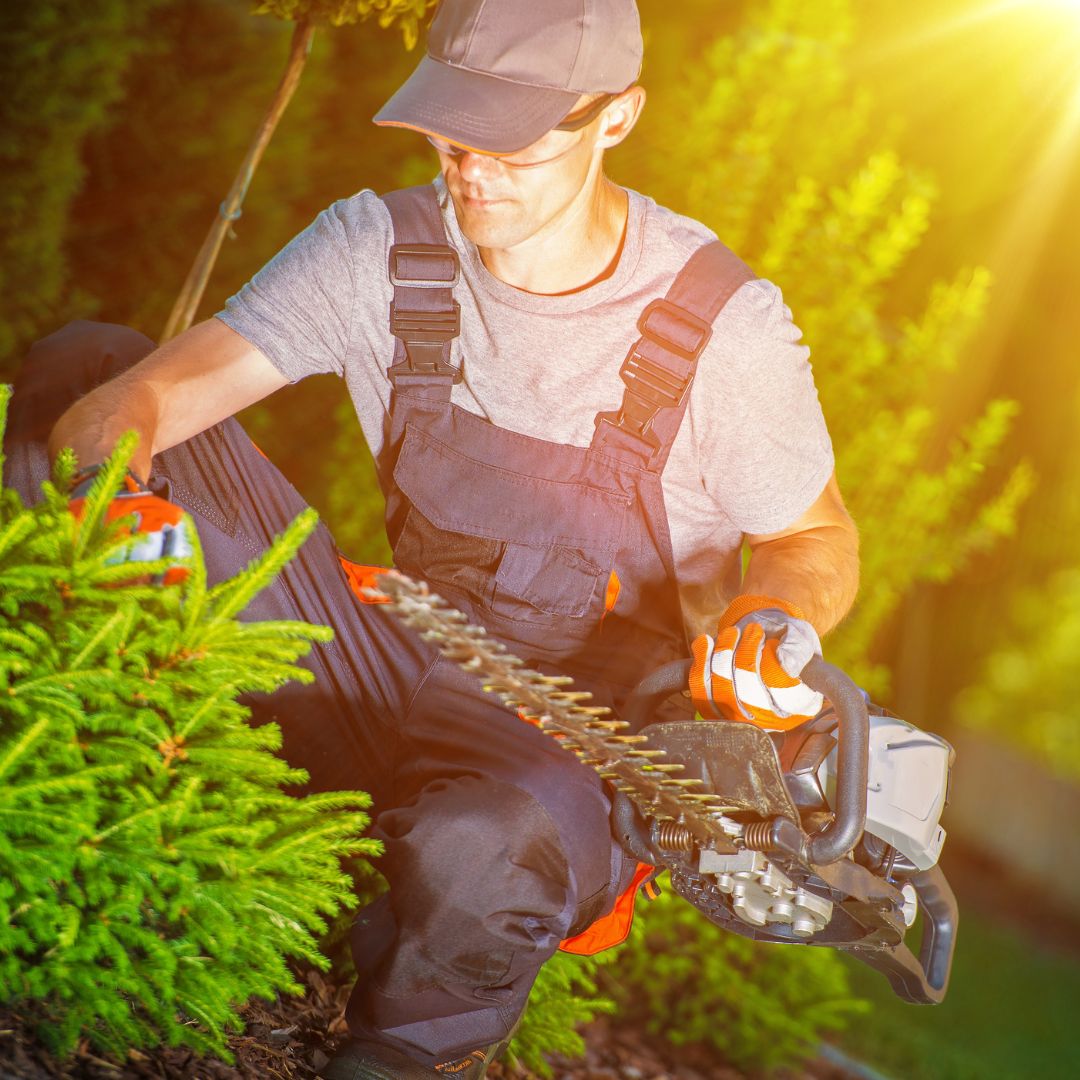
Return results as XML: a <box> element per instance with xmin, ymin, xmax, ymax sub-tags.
<box><xmin>619</xmin><ymin>351</ymin><xmax>691</xmax><ymax>411</ymax></box>
<box><xmin>388</xmin><ymin>243</ymin><xmax>461</xmax><ymax>381</ymax></box>
<box><xmin>593</xmin><ymin>350</ymin><xmax>689</xmax><ymax>450</ymax></box>
<box><xmin>388</xmin><ymin>302</ymin><xmax>462</xmax><ymax>382</ymax></box>
<box><xmin>389</xmin><ymin>243</ymin><xmax>460</xmax><ymax>288</ymax></box>
<box><xmin>597</xmin><ymin>300</ymin><xmax>712</xmax><ymax>449</ymax></box>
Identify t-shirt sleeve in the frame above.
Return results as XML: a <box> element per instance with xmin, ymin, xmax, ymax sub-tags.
<box><xmin>215</xmin><ymin>197</ymin><xmax>364</xmax><ymax>382</ymax></box>
<box><xmin>693</xmin><ymin>277</ymin><xmax>835</xmax><ymax>535</ymax></box>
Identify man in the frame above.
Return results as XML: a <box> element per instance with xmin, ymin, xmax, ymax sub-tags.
<box><xmin>8</xmin><ymin>0</ymin><xmax>858</xmax><ymax>1076</ymax></box>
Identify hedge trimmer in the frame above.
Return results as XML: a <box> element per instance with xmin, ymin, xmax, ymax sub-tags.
<box><xmin>375</xmin><ymin>571</ymin><xmax>958</xmax><ymax>1005</ymax></box>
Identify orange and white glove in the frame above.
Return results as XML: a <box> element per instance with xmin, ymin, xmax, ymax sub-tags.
<box><xmin>69</xmin><ymin>465</ymin><xmax>194</xmax><ymax>586</ymax></box>
<box><xmin>690</xmin><ymin>595</ymin><xmax>824</xmax><ymax>730</ymax></box>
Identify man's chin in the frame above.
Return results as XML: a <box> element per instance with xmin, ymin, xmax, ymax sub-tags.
<box><xmin>451</xmin><ymin>195</ymin><xmax>526</xmax><ymax>248</ymax></box>
<box><xmin>458</xmin><ymin>216</ymin><xmax>527</xmax><ymax>252</ymax></box>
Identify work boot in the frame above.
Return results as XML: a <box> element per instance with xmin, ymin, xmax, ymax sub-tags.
<box><xmin>432</xmin><ymin>1028</ymin><xmax>511</xmax><ymax>1080</ymax></box>
<box><xmin>319</xmin><ymin>1023</ymin><xmax>517</xmax><ymax>1080</ymax></box>
<box><xmin>434</xmin><ymin>1012</ymin><xmax>521</xmax><ymax>1079</ymax></box>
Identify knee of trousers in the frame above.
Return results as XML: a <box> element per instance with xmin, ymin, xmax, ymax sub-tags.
<box><xmin>375</xmin><ymin>775</ymin><xmax>578</xmax><ymax>989</ymax></box>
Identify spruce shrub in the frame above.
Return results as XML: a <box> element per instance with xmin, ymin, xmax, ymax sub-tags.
<box><xmin>606</xmin><ymin>881</ymin><xmax>869</xmax><ymax>1073</ymax></box>
<box><xmin>508</xmin><ymin>950</ymin><xmax>614</xmax><ymax>1078</ymax></box>
<box><xmin>0</xmin><ymin>387</ymin><xmax>378</xmax><ymax>1062</ymax></box>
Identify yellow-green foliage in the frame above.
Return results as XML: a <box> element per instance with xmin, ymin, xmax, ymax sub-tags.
<box><xmin>252</xmin><ymin>0</ymin><xmax>436</xmax><ymax>45</ymax></box>
<box><xmin>957</xmin><ymin>563</ymin><xmax>1080</xmax><ymax>779</ymax></box>
<box><xmin>631</xmin><ymin>0</ymin><xmax>1032</xmax><ymax>690</ymax></box>
<box><xmin>598</xmin><ymin>3</ymin><xmax>1029</xmax><ymax>1066</ymax></box>
<box><xmin>0</xmin><ymin>390</ymin><xmax>379</xmax><ymax>1062</ymax></box>
<box><xmin>606</xmin><ymin>882</ymin><xmax>868</xmax><ymax>1072</ymax></box>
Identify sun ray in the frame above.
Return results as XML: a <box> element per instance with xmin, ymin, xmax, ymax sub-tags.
<box><xmin>847</xmin><ymin>0</ymin><xmax>1080</xmax><ymax>433</ymax></box>
<box><xmin>855</xmin><ymin>1</ymin><xmax>1032</xmax><ymax>66</ymax></box>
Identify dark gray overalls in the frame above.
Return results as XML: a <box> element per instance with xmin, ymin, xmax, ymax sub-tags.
<box><xmin>4</xmin><ymin>184</ymin><xmax>751</xmax><ymax>1065</ymax></box>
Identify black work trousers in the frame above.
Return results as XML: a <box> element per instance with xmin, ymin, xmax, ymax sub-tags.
<box><xmin>4</xmin><ymin>321</ymin><xmax>629</xmax><ymax>1065</ymax></box>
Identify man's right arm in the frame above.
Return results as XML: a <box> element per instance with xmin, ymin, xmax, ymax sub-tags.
<box><xmin>49</xmin><ymin>318</ymin><xmax>290</xmax><ymax>482</ymax></box>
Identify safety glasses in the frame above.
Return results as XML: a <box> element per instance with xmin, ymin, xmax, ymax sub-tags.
<box><xmin>427</xmin><ymin>93</ymin><xmax>616</xmax><ymax>170</ymax></box>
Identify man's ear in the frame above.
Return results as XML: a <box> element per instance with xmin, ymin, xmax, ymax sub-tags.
<box><xmin>596</xmin><ymin>85</ymin><xmax>646</xmax><ymax>150</ymax></box>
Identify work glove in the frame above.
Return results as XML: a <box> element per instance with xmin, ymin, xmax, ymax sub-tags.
<box><xmin>690</xmin><ymin>595</ymin><xmax>824</xmax><ymax>730</ymax></box>
<box><xmin>69</xmin><ymin>464</ymin><xmax>194</xmax><ymax>586</ymax></box>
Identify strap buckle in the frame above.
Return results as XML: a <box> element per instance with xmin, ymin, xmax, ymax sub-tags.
<box><xmin>388</xmin><ymin>242</ymin><xmax>462</xmax><ymax>381</ymax></box>
<box><xmin>619</xmin><ymin>351</ymin><xmax>692</xmax><ymax>413</ymax></box>
<box><xmin>636</xmin><ymin>298</ymin><xmax>712</xmax><ymax>360</ymax></box>
<box><xmin>594</xmin><ymin>349</ymin><xmax>691</xmax><ymax>450</ymax></box>
<box><xmin>595</xmin><ymin>300</ymin><xmax>713</xmax><ymax>450</ymax></box>
<box><xmin>388</xmin><ymin>302</ymin><xmax>462</xmax><ymax>381</ymax></box>
<box><xmin>389</xmin><ymin>243</ymin><xmax>460</xmax><ymax>288</ymax></box>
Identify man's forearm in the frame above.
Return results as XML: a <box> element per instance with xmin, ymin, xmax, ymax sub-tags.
<box><xmin>48</xmin><ymin>371</ymin><xmax>161</xmax><ymax>483</ymax></box>
<box><xmin>46</xmin><ymin>319</ymin><xmax>287</xmax><ymax>485</ymax></box>
<box><xmin>741</xmin><ymin>524</ymin><xmax>860</xmax><ymax>635</ymax></box>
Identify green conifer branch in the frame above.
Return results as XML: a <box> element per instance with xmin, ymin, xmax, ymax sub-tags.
<box><xmin>0</xmin><ymin>417</ymin><xmax>377</xmax><ymax>1063</ymax></box>
<box><xmin>69</xmin><ymin>607</ymin><xmax>130</xmax><ymax>671</ymax></box>
<box><xmin>195</xmin><ymin>507</ymin><xmax>321</xmax><ymax>629</ymax></box>
<box><xmin>69</xmin><ymin>431</ymin><xmax>140</xmax><ymax>562</ymax></box>
<box><xmin>0</xmin><ymin>514</ymin><xmax>36</xmax><ymax>563</ymax></box>
<box><xmin>0</xmin><ymin>716</ymin><xmax>51</xmax><ymax>783</ymax></box>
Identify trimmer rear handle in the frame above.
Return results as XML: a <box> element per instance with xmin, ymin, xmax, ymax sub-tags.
<box><xmin>622</xmin><ymin>656</ymin><xmax>870</xmax><ymax>867</ymax></box>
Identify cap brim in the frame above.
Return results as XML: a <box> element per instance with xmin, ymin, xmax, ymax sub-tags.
<box><xmin>374</xmin><ymin>55</ymin><xmax>580</xmax><ymax>154</ymax></box>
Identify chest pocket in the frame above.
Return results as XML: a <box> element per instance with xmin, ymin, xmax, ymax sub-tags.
<box><xmin>391</xmin><ymin>423</ymin><xmax>628</xmax><ymax>651</ymax></box>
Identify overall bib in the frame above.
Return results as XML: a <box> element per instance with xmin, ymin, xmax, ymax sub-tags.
<box><xmin>335</xmin><ymin>186</ymin><xmax>754</xmax><ymax>1059</ymax></box>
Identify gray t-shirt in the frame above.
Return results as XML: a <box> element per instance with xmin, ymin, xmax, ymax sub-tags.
<box><xmin>217</xmin><ymin>176</ymin><xmax>834</xmax><ymax>638</ymax></box>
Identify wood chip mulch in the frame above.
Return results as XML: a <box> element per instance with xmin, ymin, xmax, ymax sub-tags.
<box><xmin>0</xmin><ymin>966</ymin><xmax>861</xmax><ymax>1080</ymax></box>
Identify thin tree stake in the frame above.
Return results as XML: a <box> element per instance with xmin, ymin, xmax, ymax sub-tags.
<box><xmin>161</xmin><ymin>19</ymin><xmax>315</xmax><ymax>342</ymax></box>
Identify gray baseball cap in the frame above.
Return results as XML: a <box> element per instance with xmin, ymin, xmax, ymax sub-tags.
<box><xmin>374</xmin><ymin>0</ymin><xmax>643</xmax><ymax>154</ymax></box>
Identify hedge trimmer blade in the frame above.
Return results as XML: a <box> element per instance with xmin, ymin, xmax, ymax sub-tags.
<box><xmin>374</xmin><ymin>573</ymin><xmax>958</xmax><ymax>1007</ymax></box>
<box><xmin>373</xmin><ymin>571</ymin><xmax>736</xmax><ymax>850</ymax></box>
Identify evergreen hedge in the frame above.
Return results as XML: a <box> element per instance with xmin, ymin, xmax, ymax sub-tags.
<box><xmin>0</xmin><ymin>387</ymin><xmax>378</xmax><ymax>1063</ymax></box>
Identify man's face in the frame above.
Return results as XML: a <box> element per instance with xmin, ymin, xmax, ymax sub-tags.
<box><xmin>433</xmin><ymin>95</ymin><xmax>607</xmax><ymax>253</ymax></box>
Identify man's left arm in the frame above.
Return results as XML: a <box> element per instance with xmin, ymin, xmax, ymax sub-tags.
<box><xmin>690</xmin><ymin>472</ymin><xmax>859</xmax><ymax>727</ymax></box>
<box><xmin>687</xmin><ymin>279</ymin><xmax>858</xmax><ymax>725</ymax></box>
<box><xmin>741</xmin><ymin>470</ymin><xmax>859</xmax><ymax>635</ymax></box>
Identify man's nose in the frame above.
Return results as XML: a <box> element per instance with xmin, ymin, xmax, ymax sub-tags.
<box><xmin>456</xmin><ymin>150</ymin><xmax>503</xmax><ymax>184</ymax></box>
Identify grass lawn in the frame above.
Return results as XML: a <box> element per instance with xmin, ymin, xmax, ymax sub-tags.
<box><xmin>837</xmin><ymin>906</ymin><xmax>1080</xmax><ymax>1079</ymax></box>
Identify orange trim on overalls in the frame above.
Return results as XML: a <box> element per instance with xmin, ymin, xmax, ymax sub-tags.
<box><xmin>249</xmin><ymin>437</ymin><xmax>271</xmax><ymax>463</ymax></box>
<box><xmin>599</xmin><ymin>569</ymin><xmax>621</xmax><ymax>632</ymax></box>
<box><xmin>339</xmin><ymin>556</ymin><xmax>391</xmax><ymax>604</ymax></box>
<box><xmin>558</xmin><ymin>861</ymin><xmax>655</xmax><ymax>955</ymax></box>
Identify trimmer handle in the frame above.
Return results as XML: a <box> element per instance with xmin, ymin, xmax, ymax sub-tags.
<box><xmin>621</xmin><ymin>656</ymin><xmax>956</xmax><ymax>1006</ymax></box>
<box><xmin>621</xmin><ymin>655</ymin><xmax>870</xmax><ymax>867</ymax></box>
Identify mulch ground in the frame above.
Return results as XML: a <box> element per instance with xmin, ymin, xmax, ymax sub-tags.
<box><xmin>0</xmin><ymin>964</ymin><xmax>860</xmax><ymax>1080</ymax></box>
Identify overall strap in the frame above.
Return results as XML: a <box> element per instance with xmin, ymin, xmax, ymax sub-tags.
<box><xmin>381</xmin><ymin>185</ymin><xmax>462</xmax><ymax>398</ymax></box>
<box><xmin>592</xmin><ymin>241</ymin><xmax>756</xmax><ymax>471</ymax></box>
